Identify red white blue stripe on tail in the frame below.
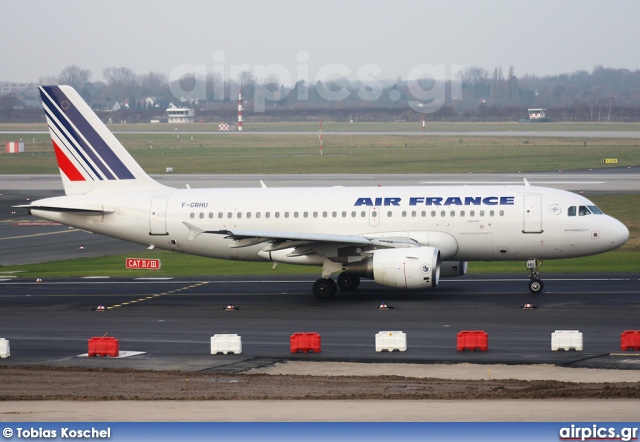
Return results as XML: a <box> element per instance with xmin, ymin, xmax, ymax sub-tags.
<box><xmin>39</xmin><ymin>86</ymin><xmax>163</xmax><ymax>195</ymax></box>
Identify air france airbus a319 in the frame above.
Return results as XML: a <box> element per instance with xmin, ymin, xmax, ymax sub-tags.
<box><xmin>21</xmin><ymin>86</ymin><xmax>629</xmax><ymax>298</ymax></box>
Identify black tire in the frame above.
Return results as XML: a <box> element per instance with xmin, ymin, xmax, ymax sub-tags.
<box><xmin>337</xmin><ymin>272</ymin><xmax>360</xmax><ymax>291</ymax></box>
<box><xmin>529</xmin><ymin>279</ymin><xmax>544</xmax><ymax>294</ymax></box>
<box><xmin>312</xmin><ymin>278</ymin><xmax>337</xmax><ymax>299</ymax></box>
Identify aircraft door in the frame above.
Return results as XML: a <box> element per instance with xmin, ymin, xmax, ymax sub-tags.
<box><xmin>369</xmin><ymin>207</ymin><xmax>380</xmax><ymax>227</ymax></box>
<box><xmin>523</xmin><ymin>194</ymin><xmax>543</xmax><ymax>233</ymax></box>
<box><xmin>149</xmin><ymin>197</ymin><xmax>169</xmax><ymax>235</ymax></box>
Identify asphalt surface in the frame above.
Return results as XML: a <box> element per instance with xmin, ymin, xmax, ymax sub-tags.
<box><xmin>0</xmin><ymin>274</ymin><xmax>639</xmax><ymax>372</ymax></box>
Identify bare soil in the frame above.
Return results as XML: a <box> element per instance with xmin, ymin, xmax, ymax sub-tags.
<box><xmin>2</xmin><ymin>365</ymin><xmax>639</xmax><ymax>401</ymax></box>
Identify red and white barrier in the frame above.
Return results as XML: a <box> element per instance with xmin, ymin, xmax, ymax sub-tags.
<box><xmin>457</xmin><ymin>330</ymin><xmax>489</xmax><ymax>352</ymax></box>
<box><xmin>551</xmin><ymin>330</ymin><xmax>583</xmax><ymax>351</ymax></box>
<box><xmin>621</xmin><ymin>330</ymin><xmax>640</xmax><ymax>351</ymax></box>
<box><xmin>290</xmin><ymin>332</ymin><xmax>321</xmax><ymax>353</ymax></box>
<box><xmin>375</xmin><ymin>331</ymin><xmax>407</xmax><ymax>352</ymax></box>
<box><xmin>0</xmin><ymin>338</ymin><xmax>10</xmax><ymax>358</ymax></box>
<box><xmin>88</xmin><ymin>337</ymin><xmax>119</xmax><ymax>357</ymax></box>
<box><xmin>211</xmin><ymin>334</ymin><xmax>242</xmax><ymax>354</ymax></box>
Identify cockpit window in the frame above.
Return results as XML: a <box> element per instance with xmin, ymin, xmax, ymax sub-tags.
<box><xmin>578</xmin><ymin>206</ymin><xmax>592</xmax><ymax>216</ymax></box>
<box><xmin>568</xmin><ymin>205</ymin><xmax>604</xmax><ymax>216</ymax></box>
<box><xmin>588</xmin><ymin>205</ymin><xmax>603</xmax><ymax>215</ymax></box>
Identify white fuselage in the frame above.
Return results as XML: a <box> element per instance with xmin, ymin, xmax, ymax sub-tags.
<box><xmin>31</xmin><ymin>184</ymin><xmax>629</xmax><ymax>266</ymax></box>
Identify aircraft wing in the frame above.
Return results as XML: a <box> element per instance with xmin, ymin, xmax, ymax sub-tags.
<box><xmin>182</xmin><ymin>222</ymin><xmax>419</xmax><ymax>252</ymax></box>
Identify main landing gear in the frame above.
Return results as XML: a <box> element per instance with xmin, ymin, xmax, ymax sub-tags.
<box><xmin>312</xmin><ymin>272</ymin><xmax>361</xmax><ymax>299</ymax></box>
<box><xmin>527</xmin><ymin>259</ymin><xmax>544</xmax><ymax>294</ymax></box>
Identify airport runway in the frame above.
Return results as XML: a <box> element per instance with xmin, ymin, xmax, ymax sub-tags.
<box><xmin>0</xmin><ymin>275</ymin><xmax>639</xmax><ymax>372</ymax></box>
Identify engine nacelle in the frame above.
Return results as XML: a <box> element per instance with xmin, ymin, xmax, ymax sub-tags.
<box><xmin>439</xmin><ymin>261</ymin><xmax>468</xmax><ymax>277</ymax></box>
<box><xmin>345</xmin><ymin>247</ymin><xmax>441</xmax><ymax>289</ymax></box>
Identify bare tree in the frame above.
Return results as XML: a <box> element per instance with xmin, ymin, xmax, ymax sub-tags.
<box><xmin>456</xmin><ymin>66</ymin><xmax>489</xmax><ymax>86</ymax></box>
<box><xmin>102</xmin><ymin>66</ymin><xmax>139</xmax><ymax>100</ymax></box>
<box><xmin>0</xmin><ymin>93</ymin><xmax>19</xmax><ymax>121</ymax></box>
<box><xmin>140</xmin><ymin>71</ymin><xmax>168</xmax><ymax>97</ymax></box>
<box><xmin>58</xmin><ymin>65</ymin><xmax>92</xmax><ymax>91</ymax></box>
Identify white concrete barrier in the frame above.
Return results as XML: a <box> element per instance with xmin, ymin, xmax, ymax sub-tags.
<box><xmin>0</xmin><ymin>338</ymin><xmax>10</xmax><ymax>358</ymax></box>
<box><xmin>211</xmin><ymin>334</ymin><xmax>242</xmax><ymax>355</ymax></box>
<box><xmin>375</xmin><ymin>331</ymin><xmax>407</xmax><ymax>352</ymax></box>
<box><xmin>551</xmin><ymin>330</ymin><xmax>583</xmax><ymax>351</ymax></box>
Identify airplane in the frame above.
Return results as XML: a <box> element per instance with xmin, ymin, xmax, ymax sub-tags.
<box><xmin>20</xmin><ymin>85</ymin><xmax>629</xmax><ymax>298</ymax></box>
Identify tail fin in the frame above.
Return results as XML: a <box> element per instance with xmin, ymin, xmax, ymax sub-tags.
<box><xmin>39</xmin><ymin>85</ymin><xmax>166</xmax><ymax>195</ymax></box>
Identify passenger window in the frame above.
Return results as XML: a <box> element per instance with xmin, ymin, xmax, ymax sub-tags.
<box><xmin>402</xmin><ymin>211</ymin><xmax>407</xmax><ymax>217</ymax></box>
<box><xmin>209</xmin><ymin>212</ymin><xmax>213</xmax><ymax>219</ymax></box>
<box><xmin>256</xmin><ymin>212</ymin><xmax>261</xmax><ymax>218</ymax></box>
<box><xmin>237</xmin><ymin>212</ymin><xmax>242</xmax><ymax>219</ymax></box>
<box><xmin>361</xmin><ymin>211</ymin><xmax>366</xmax><ymax>217</ymax></box>
<box><xmin>265</xmin><ymin>212</ymin><xmax>270</xmax><ymax>218</ymax></box>
<box><xmin>387</xmin><ymin>211</ymin><xmax>393</xmax><ymax>217</ymax></box>
<box><xmin>460</xmin><ymin>210</ymin><xmax>465</xmax><ymax>217</ymax></box>
<box><xmin>499</xmin><ymin>210</ymin><xmax>504</xmax><ymax>216</ymax></box>
<box><xmin>568</xmin><ymin>206</ymin><xmax>576</xmax><ymax>216</ymax></box>
<box><xmin>227</xmin><ymin>212</ymin><xmax>232</xmax><ymax>219</ymax></box>
<box><xmin>218</xmin><ymin>212</ymin><xmax>223</xmax><ymax>219</ymax></box>
<box><xmin>246</xmin><ymin>212</ymin><xmax>251</xmax><ymax>219</ymax></box>
<box><xmin>199</xmin><ymin>213</ymin><xmax>204</xmax><ymax>219</ymax></box>
<box><xmin>470</xmin><ymin>210</ymin><xmax>475</xmax><ymax>217</ymax></box>
<box><xmin>190</xmin><ymin>213</ymin><xmax>195</xmax><ymax>219</ymax></box>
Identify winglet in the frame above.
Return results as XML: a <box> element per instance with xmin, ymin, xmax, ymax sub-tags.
<box><xmin>523</xmin><ymin>178</ymin><xmax>531</xmax><ymax>187</ymax></box>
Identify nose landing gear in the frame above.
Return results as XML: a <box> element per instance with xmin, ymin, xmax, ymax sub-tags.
<box><xmin>527</xmin><ymin>259</ymin><xmax>544</xmax><ymax>294</ymax></box>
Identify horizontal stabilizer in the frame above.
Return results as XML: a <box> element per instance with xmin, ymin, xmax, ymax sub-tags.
<box><xmin>14</xmin><ymin>204</ymin><xmax>111</xmax><ymax>215</ymax></box>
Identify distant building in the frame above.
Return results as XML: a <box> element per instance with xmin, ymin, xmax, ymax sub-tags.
<box><xmin>166</xmin><ymin>104</ymin><xmax>194</xmax><ymax>123</ymax></box>
<box><xmin>0</xmin><ymin>82</ymin><xmax>38</xmax><ymax>95</ymax></box>
<box><xmin>528</xmin><ymin>108</ymin><xmax>550</xmax><ymax>122</ymax></box>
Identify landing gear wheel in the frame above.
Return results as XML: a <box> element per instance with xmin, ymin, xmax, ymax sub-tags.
<box><xmin>526</xmin><ymin>259</ymin><xmax>544</xmax><ymax>294</ymax></box>
<box><xmin>312</xmin><ymin>278</ymin><xmax>337</xmax><ymax>299</ymax></box>
<box><xmin>529</xmin><ymin>279</ymin><xmax>544</xmax><ymax>294</ymax></box>
<box><xmin>337</xmin><ymin>272</ymin><xmax>360</xmax><ymax>291</ymax></box>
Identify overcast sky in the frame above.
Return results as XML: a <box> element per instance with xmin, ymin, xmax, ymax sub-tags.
<box><xmin>2</xmin><ymin>0</ymin><xmax>639</xmax><ymax>84</ymax></box>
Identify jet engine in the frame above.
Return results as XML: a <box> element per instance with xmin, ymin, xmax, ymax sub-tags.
<box><xmin>345</xmin><ymin>247</ymin><xmax>441</xmax><ymax>289</ymax></box>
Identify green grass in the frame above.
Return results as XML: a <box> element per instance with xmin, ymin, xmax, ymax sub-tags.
<box><xmin>0</xmin><ymin>250</ymin><xmax>635</xmax><ymax>278</ymax></box>
<box><xmin>1</xmin><ymin>132</ymin><xmax>638</xmax><ymax>174</ymax></box>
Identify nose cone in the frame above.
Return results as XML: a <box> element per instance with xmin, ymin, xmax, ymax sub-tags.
<box><xmin>609</xmin><ymin>218</ymin><xmax>629</xmax><ymax>250</ymax></box>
